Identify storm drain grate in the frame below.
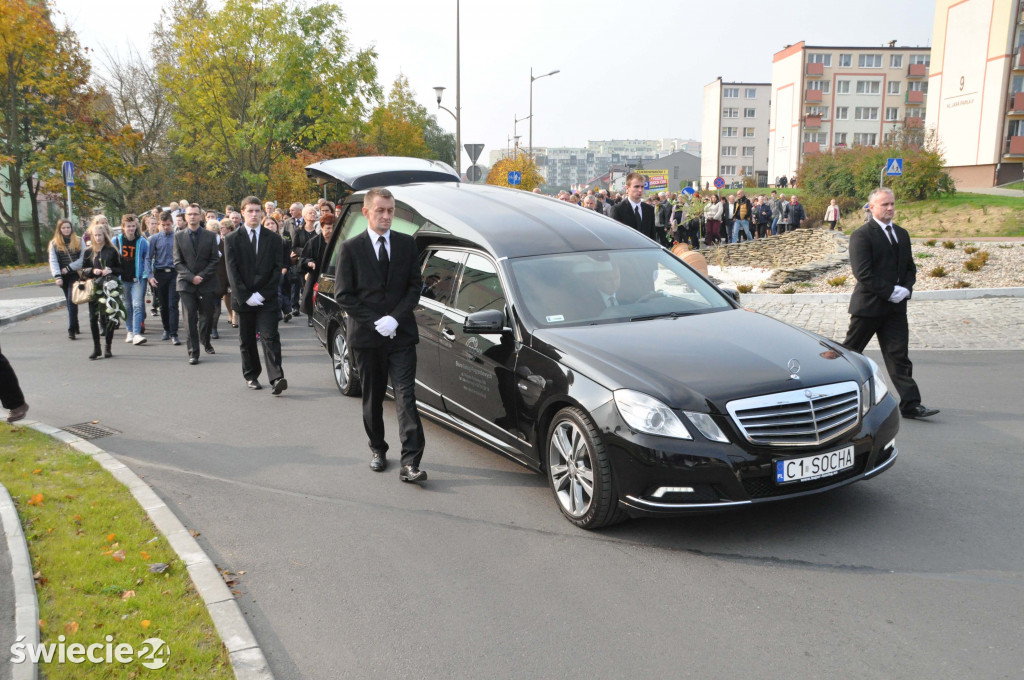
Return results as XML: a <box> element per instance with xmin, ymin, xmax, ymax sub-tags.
<box><xmin>62</xmin><ymin>422</ymin><xmax>122</xmax><ymax>440</ymax></box>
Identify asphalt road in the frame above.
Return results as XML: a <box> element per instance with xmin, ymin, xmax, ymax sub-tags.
<box><xmin>2</xmin><ymin>309</ymin><xmax>1022</xmax><ymax>679</ymax></box>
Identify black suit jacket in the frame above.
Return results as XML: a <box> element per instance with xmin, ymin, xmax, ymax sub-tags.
<box><xmin>173</xmin><ymin>227</ymin><xmax>220</xmax><ymax>293</ymax></box>
<box><xmin>336</xmin><ymin>229</ymin><xmax>422</xmax><ymax>349</ymax></box>
<box><xmin>224</xmin><ymin>226</ymin><xmax>283</xmax><ymax>312</ymax></box>
<box><xmin>848</xmin><ymin>219</ymin><xmax>916</xmax><ymax>318</ymax></box>
<box><xmin>611</xmin><ymin>200</ymin><xmax>655</xmax><ymax>239</ymax></box>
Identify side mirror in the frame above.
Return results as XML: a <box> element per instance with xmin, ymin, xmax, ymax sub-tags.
<box><xmin>464</xmin><ymin>309</ymin><xmax>506</xmax><ymax>334</ymax></box>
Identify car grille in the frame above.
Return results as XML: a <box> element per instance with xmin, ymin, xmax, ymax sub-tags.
<box><xmin>726</xmin><ymin>381</ymin><xmax>860</xmax><ymax>447</ymax></box>
<box><xmin>740</xmin><ymin>454</ymin><xmax>867</xmax><ymax>499</ymax></box>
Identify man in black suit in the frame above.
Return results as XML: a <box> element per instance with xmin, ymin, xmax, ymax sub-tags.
<box><xmin>611</xmin><ymin>172</ymin><xmax>655</xmax><ymax>239</ymax></box>
<box><xmin>174</xmin><ymin>203</ymin><xmax>221</xmax><ymax>365</ymax></box>
<box><xmin>224</xmin><ymin>196</ymin><xmax>288</xmax><ymax>395</ymax></box>
<box><xmin>842</xmin><ymin>187</ymin><xmax>938</xmax><ymax>419</ymax></box>
<box><xmin>336</xmin><ymin>187</ymin><xmax>426</xmax><ymax>483</ymax></box>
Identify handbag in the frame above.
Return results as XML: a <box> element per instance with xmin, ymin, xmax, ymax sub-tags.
<box><xmin>70</xmin><ymin>278</ymin><xmax>94</xmax><ymax>305</ymax></box>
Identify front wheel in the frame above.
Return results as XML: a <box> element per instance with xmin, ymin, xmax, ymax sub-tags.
<box><xmin>546</xmin><ymin>407</ymin><xmax>625</xmax><ymax>529</ymax></box>
<box><xmin>331</xmin><ymin>327</ymin><xmax>361</xmax><ymax>397</ymax></box>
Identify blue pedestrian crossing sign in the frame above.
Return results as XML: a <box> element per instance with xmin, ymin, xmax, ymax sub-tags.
<box><xmin>62</xmin><ymin>160</ymin><xmax>75</xmax><ymax>187</ymax></box>
<box><xmin>507</xmin><ymin>171</ymin><xmax>522</xmax><ymax>185</ymax></box>
<box><xmin>885</xmin><ymin>158</ymin><xmax>903</xmax><ymax>176</ymax></box>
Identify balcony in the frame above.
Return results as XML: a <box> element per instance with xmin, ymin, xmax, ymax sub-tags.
<box><xmin>806</xmin><ymin>62</ymin><xmax>824</xmax><ymax>76</ymax></box>
<box><xmin>905</xmin><ymin>116</ymin><xmax>924</xmax><ymax>128</ymax></box>
<box><xmin>804</xmin><ymin>114</ymin><xmax>822</xmax><ymax>127</ymax></box>
<box><xmin>1007</xmin><ymin>136</ymin><xmax>1024</xmax><ymax>156</ymax></box>
<box><xmin>803</xmin><ymin>142</ymin><xmax>821</xmax><ymax>155</ymax></box>
<box><xmin>1016</xmin><ymin>47</ymin><xmax>1024</xmax><ymax>70</ymax></box>
<box><xmin>805</xmin><ymin>89</ymin><xmax>822</xmax><ymax>102</ymax></box>
<box><xmin>907</xmin><ymin>63</ymin><xmax>927</xmax><ymax>78</ymax></box>
<box><xmin>907</xmin><ymin>90</ymin><xmax>925</xmax><ymax>104</ymax></box>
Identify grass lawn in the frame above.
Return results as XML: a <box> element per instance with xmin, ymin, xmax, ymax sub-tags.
<box><xmin>0</xmin><ymin>425</ymin><xmax>233</xmax><ymax>678</ymax></box>
<box><xmin>898</xmin><ymin>192</ymin><xmax>1024</xmax><ymax>238</ymax></box>
<box><xmin>998</xmin><ymin>181</ymin><xmax>1023</xmax><ymax>191</ymax></box>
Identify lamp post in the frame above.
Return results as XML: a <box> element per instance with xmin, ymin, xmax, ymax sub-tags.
<box><xmin>434</xmin><ymin>86</ymin><xmax>459</xmax><ymax>173</ymax></box>
<box><xmin>514</xmin><ymin>114</ymin><xmax>531</xmax><ymax>158</ymax></box>
<box><xmin>529</xmin><ymin>67</ymin><xmax>559</xmax><ymax>158</ymax></box>
<box><xmin>432</xmin><ymin>0</ymin><xmax>461</xmax><ymax>175</ymax></box>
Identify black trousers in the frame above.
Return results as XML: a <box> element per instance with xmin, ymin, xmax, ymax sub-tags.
<box><xmin>60</xmin><ymin>278</ymin><xmax>80</xmax><ymax>333</ymax></box>
<box><xmin>236</xmin><ymin>306</ymin><xmax>283</xmax><ymax>384</ymax></box>
<box><xmin>87</xmin><ymin>301</ymin><xmax>116</xmax><ymax>350</ymax></box>
<box><xmin>842</xmin><ymin>312</ymin><xmax>922</xmax><ymax>412</ymax></box>
<box><xmin>0</xmin><ymin>347</ymin><xmax>25</xmax><ymax>410</ymax></box>
<box><xmin>353</xmin><ymin>343</ymin><xmax>425</xmax><ymax>468</ymax></box>
<box><xmin>179</xmin><ymin>290</ymin><xmax>216</xmax><ymax>358</ymax></box>
<box><xmin>154</xmin><ymin>270</ymin><xmax>179</xmax><ymax>336</ymax></box>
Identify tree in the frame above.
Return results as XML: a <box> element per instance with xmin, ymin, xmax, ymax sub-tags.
<box><xmin>158</xmin><ymin>0</ymin><xmax>380</xmax><ymax>200</ymax></box>
<box><xmin>267</xmin><ymin>140</ymin><xmax>377</xmax><ymax>205</ymax></box>
<box><xmin>368</xmin><ymin>75</ymin><xmax>454</xmax><ymax>164</ymax></box>
<box><xmin>486</xmin><ymin>154</ymin><xmax>543</xmax><ymax>192</ymax></box>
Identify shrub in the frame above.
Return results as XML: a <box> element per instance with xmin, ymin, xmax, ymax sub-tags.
<box><xmin>952</xmin><ymin>280</ymin><xmax>971</xmax><ymax>288</ymax></box>
<box><xmin>736</xmin><ymin>284</ymin><xmax>753</xmax><ymax>294</ymax></box>
<box><xmin>827</xmin><ymin>275</ymin><xmax>848</xmax><ymax>287</ymax></box>
<box><xmin>780</xmin><ymin>286</ymin><xmax>796</xmax><ymax>294</ymax></box>
<box><xmin>0</xmin><ymin>236</ymin><xmax>17</xmax><ymax>266</ymax></box>
<box><xmin>924</xmin><ymin>239</ymin><xmax>937</xmax><ymax>246</ymax></box>
<box><xmin>930</xmin><ymin>266</ymin><xmax>948</xmax><ymax>277</ymax></box>
<box><xmin>942</xmin><ymin>240</ymin><xmax>956</xmax><ymax>249</ymax></box>
<box><xmin>963</xmin><ymin>246</ymin><xmax>979</xmax><ymax>254</ymax></box>
<box><xmin>964</xmin><ymin>253</ymin><xmax>988</xmax><ymax>271</ymax></box>
<box><xmin>915</xmin><ymin>252</ymin><xmax>934</xmax><ymax>258</ymax></box>
<box><xmin>998</xmin><ymin>244</ymin><xmax>1013</xmax><ymax>249</ymax></box>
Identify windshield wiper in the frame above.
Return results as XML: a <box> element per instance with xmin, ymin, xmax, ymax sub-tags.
<box><xmin>629</xmin><ymin>311</ymin><xmax>694</xmax><ymax>322</ymax></box>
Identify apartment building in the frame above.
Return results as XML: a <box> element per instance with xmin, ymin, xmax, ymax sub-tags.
<box><xmin>768</xmin><ymin>41</ymin><xmax>932</xmax><ymax>184</ymax></box>
<box><xmin>927</xmin><ymin>0</ymin><xmax>1024</xmax><ymax>187</ymax></box>
<box><xmin>701</xmin><ymin>78</ymin><xmax>771</xmax><ymax>188</ymax></box>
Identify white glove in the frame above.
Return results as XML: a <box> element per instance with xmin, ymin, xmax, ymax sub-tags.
<box><xmin>374</xmin><ymin>315</ymin><xmax>398</xmax><ymax>337</ymax></box>
<box><xmin>888</xmin><ymin>285</ymin><xmax>910</xmax><ymax>304</ymax></box>
<box><xmin>245</xmin><ymin>292</ymin><xmax>264</xmax><ymax>306</ymax></box>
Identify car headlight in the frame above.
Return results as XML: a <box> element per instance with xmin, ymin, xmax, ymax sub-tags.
<box><xmin>613</xmin><ymin>390</ymin><xmax>691</xmax><ymax>439</ymax></box>
<box><xmin>683</xmin><ymin>411</ymin><xmax>730</xmax><ymax>443</ymax></box>
<box><xmin>861</xmin><ymin>357</ymin><xmax>890</xmax><ymax>414</ymax></box>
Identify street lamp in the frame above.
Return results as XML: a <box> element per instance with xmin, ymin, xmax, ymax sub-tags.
<box><xmin>434</xmin><ymin>86</ymin><xmax>460</xmax><ymax>174</ymax></box>
<box><xmin>514</xmin><ymin>114</ymin><xmax>531</xmax><ymax>158</ymax></box>
<box><xmin>432</xmin><ymin>0</ymin><xmax>461</xmax><ymax>175</ymax></box>
<box><xmin>529</xmin><ymin>67</ymin><xmax>559</xmax><ymax>158</ymax></box>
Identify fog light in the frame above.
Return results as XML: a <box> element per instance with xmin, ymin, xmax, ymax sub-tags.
<box><xmin>651</xmin><ymin>486</ymin><xmax>695</xmax><ymax>498</ymax></box>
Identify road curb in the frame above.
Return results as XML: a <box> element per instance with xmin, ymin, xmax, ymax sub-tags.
<box><xmin>0</xmin><ymin>482</ymin><xmax>39</xmax><ymax>680</ymax></box>
<box><xmin>0</xmin><ymin>299</ymin><xmax>66</xmax><ymax>327</ymax></box>
<box><xmin>10</xmin><ymin>420</ymin><xmax>274</xmax><ymax>680</ymax></box>
<box><xmin>740</xmin><ymin>286</ymin><xmax>1024</xmax><ymax>305</ymax></box>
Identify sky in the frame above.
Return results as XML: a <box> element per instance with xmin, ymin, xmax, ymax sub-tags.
<box><xmin>54</xmin><ymin>0</ymin><xmax>938</xmax><ymax>170</ymax></box>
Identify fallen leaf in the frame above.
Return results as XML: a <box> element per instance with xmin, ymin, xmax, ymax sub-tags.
<box><xmin>140</xmin><ymin>620</ymin><xmax>150</xmax><ymax>629</ymax></box>
<box><xmin>111</xmin><ymin>550</ymin><xmax>126</xmax><ymax>562</ymax></box>
<box><xmin>107</xmin><ymin>533</ymin><xmax>116</xmax><ymax>542</ymax></box>
<box><xmin>121</xmin><ymin>590</ymin><xmax>135</xmax><ymax>600</ymax></box>
<box><xmin>101</xmin><ymin>550</ymin><xmax>113</xmax><ymax>556</ymax></box>
<box><xmin>231</xmin><ymin>589</ymin><xmax>241</xmax><ymax>596</ymax></box>
<box><xmin>32</xmin><ymin>469</ymin><xmax>42</xmax><ymax>475</ymax></box>
<box><xmin>27</xmin><ymin>493</ymin><xmax>43</xmax><ymax>506</ymax></box>
<box><xmin>46</xmin><ymin>528</ymin><xmax>54</xmax><ymax>534</ymax></box>
<box><xmin>73</xmin><ymin>515</ymin><xmax>81</xmax><ymax>521</ymax></box>
<box><xmin>189</xmin><ymin>530</ymin><xmax>200</xmax><ymax>538</ymax></box>
<box><xmin>139</xmin><ymin>551</ymin><xmax>150</xmax><ymax>560</ymax></box>
<box><xmin>38</xmin><ymin>619</ymin><xmax>46</xmax><ymax>629</ymax></box>
<box><xmin>148</xmin><ymin>563</ymin><xmax>169</xmax><ymax>574</ymax></box>
<box><xmin>64</xmin><ymin>621</ymin><xmax>79</xmax><ymax>634</ymax></box>
<box><xmin>237</xmin><ymin>570</ymin><xmax>245</xmax><ymax>575</ymax></box>
<box><xmin>161</xmin><ymin>590</ymin><xmax>171</xmax><ymax>596</ymax></box>
<box><xmin>91</xmin><ymin>420</ymin><xmax>99</xmax><ymax>424</ymax></box>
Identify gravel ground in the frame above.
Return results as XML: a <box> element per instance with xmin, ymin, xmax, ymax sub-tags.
<box><xmin>716</xmin><ymin>241</ymin><xmax>1024</xmax><ymax>294</ymax></box>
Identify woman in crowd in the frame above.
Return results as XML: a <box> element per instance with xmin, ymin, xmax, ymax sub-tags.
<box><xmin>825</xmin><ymin>199</ymin><xmax>841</xmax><ymax>231</ymax></box>
<box><xmin>112</xmin><ymin>214</ymin><xmax>150</xmax><ymax>346</ymax></box>
<box><xmin>48</xmin><ymin>219</ymin><xmax>84</xmax><ymax>340</ymax></box>
<box><xmin>80</xmin><ymin>217</ymin><xmax>122</xmax><ymax>360</ymax></box>
<box><xmin>260</xmin><ymin>215</ymin><xmax>292</xmax><ymax>322</ymax></box>
<box><xmin>704</xmin><ymin>194</ymin><xmax>723</xmax><ymax>245</ymax></box>
<box><xmin>210</xmin><ymin>218</ymin><xmax>233</xmax><ymax>336</ymax></box>
<box><xmin>299</xmin><ymin>212</ymin><xmax>334</xmax><ymax>326</ymax></box>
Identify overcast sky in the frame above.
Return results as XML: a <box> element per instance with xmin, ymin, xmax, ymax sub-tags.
<box><xmin>56</xmin><ymin>0</ymin><xmax>937</xmax><ymax>169</ymax></box>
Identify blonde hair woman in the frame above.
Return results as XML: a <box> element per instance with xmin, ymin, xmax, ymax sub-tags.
<box><xmin>47</xmin><ymin>219</ymin><xmax>84</xmax><ymax>340</ymax></box>
<box><xmin>80</xmin><ymin>218</ymin><xmax>122</xmax><ymax>359</ymax></box>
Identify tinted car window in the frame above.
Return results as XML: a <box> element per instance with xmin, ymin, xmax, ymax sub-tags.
<box><xmin>420</xmin><ymin>250</ymin><xmax>465</xmax><ymax>306</ymax></box>
<box><xmin>454</xmin><ymin>254</ymin><xmax>506</xmax><ymax>316</ymax></box>
<box><xmin>338</xmin><ymin>205</ymin><xmax>421</xmax><ymax>241</ymax></box>
<box><xmin>507</xmin><ymin>249</ymin><xmax>733</xmax><ymax>328</ymax></box>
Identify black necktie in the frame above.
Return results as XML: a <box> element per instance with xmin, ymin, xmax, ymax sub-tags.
<box><xmin>634</xmin><ymin>205</ymin><xmax>641</xmax><ymax>228</ymax></box>
<box><xmin>249</xmin><ymin>228</ymin><xmax>257</xmax><ymax>253</ymax></box>
<box><xmin>885</xmin><ymin>225</ymin><xmax>898</xmax><ymax>253</ymax></box>
<box><xmin>377</xmin><ymin>235</ymin><xmax>389</xmax><ymax>280</ymax></box>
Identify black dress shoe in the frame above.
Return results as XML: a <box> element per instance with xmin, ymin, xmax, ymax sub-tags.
<box><xmin>204</xmin><ymin>344</ymin><xmax>215</xmax><ymax>354</ymax></box>
<box><xmin>902</xmin><ymin>404</ymin><xmax>939</xmax><ymax>419</ymax></box>
<box><xmin>103</xmin><ymin>347</ymin><xmax>113</xmax><ymax>358</ymax></box>
<box><xmin>89</xmin><ymin>348</ymin><xmax>101</xmax><ymax>360</ymax></box>
<box><xmin>399</xmin><ymin>465</ymin><xmax>427</xmax><ymax>483</ymax></box>
<box><xmin>271</xmin><ymin>378</ymin><xmax>288</xmax><ymax>395</ymax></box>
<box><xmin>282</xmin><ymin>313</ymin><xmax>292</xmax><ymax>323</ymax></box>
<box><xmin>189</xmin><ymin>357</ymin><xmax>198</xmax><ymax>365</ymax></box>
<box><xmin>369</xmin><ymin>453</ymin><xmax>387</xmax><ymax>472</ymax></box>
<box><xmin>68</xmin><ymin>330</ymin><xmax>76</xmax><ymax>340</ymax></box>
<box><xmin>246</xmin><ymin>379</ymin><xmax>262</xmax><ymax>390</ymax></box>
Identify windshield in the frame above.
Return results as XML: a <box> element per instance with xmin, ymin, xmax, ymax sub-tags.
<box><xmin>507</xmin><ymin>249</ymin><xmax>734</xmax><ymax>329</ymax></box>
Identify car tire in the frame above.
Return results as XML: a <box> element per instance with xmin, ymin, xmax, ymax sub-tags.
<box><xmin>546</xmin><ymin>406</ymin><xmax>626</xmax><ymax>529</ymax></box>
<box><xmin>330</xmin><ymin>326</ymin><xmax>361</xmax><ymax>397</ymax></box>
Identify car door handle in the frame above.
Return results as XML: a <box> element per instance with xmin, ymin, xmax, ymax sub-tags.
<box><xmin>442</xmin><ymin>327</ymin><xmax>456</xmax><ymax>341</ymax></box>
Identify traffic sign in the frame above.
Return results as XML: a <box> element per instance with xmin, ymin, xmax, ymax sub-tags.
<box><xmin>643</xmin><ymin>180</ymin><xmax>650</xmax><ymax>190</ymax></box>
<box><xmin>466</xmin><ymin>164</ymin><xmax>483</xmax><ymax>182</ymax></box>
<box><xmin>714</xmin><ymin>176</ymin><xmax>725</xmax><ymax>189</ymax></box>
<box><xmin>507</xmin><ymin>171</ymin><xmax>522</xmax><ymax>186</ymax></box>
<box><xmin>464</xmin><ymin>144</ymin><xmax>484</xmax><ymax>164</ymax></box>
<box><xmin>62</xmin><ymin>160</ymin><xmax>75</xmax><ymax>187</ymax></box>
<box><xmin>683</xmin><ymin>187</ymin><xmax>695</xmax><ymax>195</ymax></box>
<box><xmin>885</xmin><ymin>158</ymin><xmax>903</xmax><ymax>176</ymax></box>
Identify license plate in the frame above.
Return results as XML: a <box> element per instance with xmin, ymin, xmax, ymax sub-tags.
<box><xmin>776</xmin><ymin>446</ymin><xmax>855</xmax><ymax>484</ymax></box>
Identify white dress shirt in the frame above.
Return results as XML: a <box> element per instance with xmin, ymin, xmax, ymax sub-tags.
<box><xmin>368</xmin><ymin>228</ymin><xmax>391</xmax><ymax>260</ymax></box>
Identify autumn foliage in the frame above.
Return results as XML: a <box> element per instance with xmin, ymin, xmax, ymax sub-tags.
<box><xmin>486</xmin><ymin>154</ymin><xmax>544</xmax><ymax>192</ymax></box>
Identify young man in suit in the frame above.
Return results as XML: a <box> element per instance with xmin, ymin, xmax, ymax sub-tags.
<box><xmin>336</xmin><ymin>187</ymin><xmax>427</xmax><ymax>483</ymax></box>
<box><xmin>224</xmin><ymin>196</ymin><xmax>288</xmax><ymax>395</ymax></box>
<box><xmin>611</xmin><ymin>172</ymin><xmax>655</xmax><ymax>239</ymax></box>
<box><xmin>174</xmin><ymin>203</ymin><xmax>221</xmax><ymax>365</ymax></box>
<box><xmin>842</xmin><ymin>187</ymin><xmax>938</xmax><ymax>420</ymax></box>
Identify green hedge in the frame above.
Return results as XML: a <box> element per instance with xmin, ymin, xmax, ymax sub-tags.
<box><xmin>0</xmin><ymin>236</ymin><xmax>18</xmax><ymax>266</ymax></box>
<box><xmin>799</xmin><ymin>144</ymin><xmax>956</xmax><ymax>203</ymax></box>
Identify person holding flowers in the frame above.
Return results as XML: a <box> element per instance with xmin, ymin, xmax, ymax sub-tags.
<box><xmin>79</xmin><ymin>217</ymin><xmax>125</xmax><ymax>360</ymax></box>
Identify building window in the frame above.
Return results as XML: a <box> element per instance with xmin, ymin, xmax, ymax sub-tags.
<box><xmin>910</xmin><ymin>54</ymin><xmax>930</xmax><ymax>66</ymax></box>
<box><xmin>745</xmin><ymin>88</ymin><xmax>758</xmax><ymax>98</ymax></box>
<box><xmin>855</xmin><ymin>107</ymin><xmax>879</xmax><ymax>120</ymax></box>
<box><xmin>835</xmin><ymin>107</ymin><xmax>849</xmax><ymax>120</ymax></box>
<box><xmin>720</xmin><ymin>165</ymin><xmax>736</xmax><ymax>175</ymax></box>
<box><xmin>741</xmin><ymin>165</ymin><xmax>754</xmax><ymax>176</ymax></box>
<box><xmin>806</xmin><ymin>105</ymin><xmax>828</xmax><ymax>119</ymax></box>
<box><xmin>723</xmin><ymin>87</ymin><xmax>739</xmax><ymax>98</ymax></box>
<box><xmin>744</xmin><ymin>108</ymin><xmax>756</xmax><ymax>118</ymax></box>
<box><xmin>890</xmin><ymin>54</ymin><xmax>903</xmax><ymax>68</ymax></box>
<box><xmin>722</xmin><ymin>127</ymin><xmax>737</xmax><ymax>137</ymax></box>
<box><xmin>808</xmin><ymin>53</ymin><xmax>832</xmax><ymax>66</ymax></box>
<box><xmin>856</xmin><ymin>80</ymin><xmax>881</xmax><ymax>95</ymax></box>
<box><xmin>834</xmin><ymin>132</ymin><xmax>848</xmax><ymax>146</ymax></box>
<box><xmin>906</xmin><ymin>107</ymin><xmax>926</xmax><ymax>118</ymax></box>
<box><xmin>839</xmin><ymin>53</ymin><xmax>852</xmax><ymax>67</ymax></box>
<box><xmin>803</xmin><ymin>132</ymin><xmax>826</xmax><ymax>144</ymax></box>
<box><xmin>723</xmin><ymin>107</ymin><xmax>739</xmax><ymax>118</ymax></box>
<box><xmin>886</xmin><ymin>107</ymin><xmax>900</xmax><ymax>121</ymax></box>
<box><xmin>836</xmin><ymin>80</ymin><xmax>850</xmax><ymax>94</ymax></box>
<box><xmin>853</xmin><ymin>132</ymin><xmax>877</xmax><ymax>146</ymax></box>
<box><xmin>1012</xmin><ymin>75</ymin><xmax>1024</xmax><ymax>94</ymax></box>
<box><xmin>722</xmin><ymin>146</ymin><xmax>737</xmax><ymax>156</ymax></box>
<box><xmin>859</xmin><ymin>54</ymin><xmax>882</xmax><ymax>68</ymax></box>
<box><xmin>807</xmin><ymin>80</ymin><xmax>831</xmax><ymax>93</ymax></box>
<box><xmin>743</xmin><ymin>127</ymin><xmax>755</xmax><ymax>138</ymax></box>
<box><xmin>908</xmin><ymin>81</ymin><xmax>929</xmax><ymax>93</ymax></box>
<box><xmin>742</xmin><ymin>146</ymin><xmax>755</xmax><ymax>156</ymax></box>
<box><xmin>888</xmin><ymin>81</ymin><xmax>901</xmax><ymax>95</ymax></box>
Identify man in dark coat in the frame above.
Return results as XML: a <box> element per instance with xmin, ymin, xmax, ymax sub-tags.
<box><xmin>611</xmin><ymin>172</ymin><xmax>655</xmax><ymax>239</ymax></box>
<box><xmin>174</xmin><ymin>203</ymin><xmax>221</xmax><ymax>364</ymax></box>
